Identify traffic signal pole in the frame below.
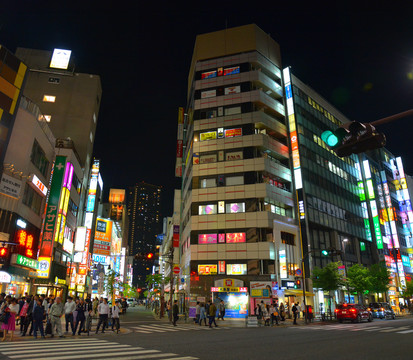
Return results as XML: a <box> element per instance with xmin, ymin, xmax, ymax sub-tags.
<box><xmin>369</xmin><ymin>109</ymin><xmax>413</xmax><ymax>127</ymax></box>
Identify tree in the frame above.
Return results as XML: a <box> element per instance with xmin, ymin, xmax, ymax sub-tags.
<box><xmin>400</xmin><ymin>280</ymin><xmax>413</xmax><ymax>299</ymax></box>
<box><xmin>104</xmin><ymin>269</ymin><xmax>122</xmax><ymax>302</ymax></box>
<box><xmin>368</xmin><ymin>263</ymin><xmax>391</xmax><ymax>302</ymax></box>
<box><xmin>345</xmin><ymin>264</ymin><xmax>370</xmax><ymax>303</ymax></box>
<box><xmin>311</xmin><ymin>262</ymin><xmax>342</xmax><ymax>319</ymax></box>
<box><xmin>123</xmin><ymin>283</ymin><xmax>139</xmax><ymax>299</ymax></box>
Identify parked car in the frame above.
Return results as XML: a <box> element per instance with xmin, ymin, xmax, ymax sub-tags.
<box><xmin>335</xmin><ymin>304</ymin><xmax>373</xmax><ymax>323</ymax></box>
<box><xmin>127</xmin><ymin>298</ymin><xmax>137</xmax><ymax>307</ymax></box>
<box><xmin>369</xmin><ymin>302</ymin><xmax>396</xmax><ymax>319</ymax></box>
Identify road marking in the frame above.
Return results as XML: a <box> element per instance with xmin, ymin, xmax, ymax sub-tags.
<box><xmin>3</xmin><ymin>344</ymin><xmax>131</xmax><ymax>355</ymax></box>
<box><xmin>0</xmin><ymin>341</ymin><xmax>113</xmax><ymax>351</ymax></box>
<box><xmin>139</xmin><ymin>324</ymin><xmax>181</xmax><ymax>332</ymax></box>
<box><xmin>132</xmin><ymin>325</ymin><xmax>167</xmax><ymax>333</ymax></box>
<box><xmin>162</xmin><ymin>357</ymin><xmax>199</xmax><ymax>360</ymax></box>
<box><xmin>0</xmin><ymin>339</ymin><xmax>103</xmax><ymax>348</ymax></box>
<box><xmin>10</xmin><ymin>349</ymin><xmax>161</xmax><ymax>360</ymax></box>
<box><xmin>396</xmin><ymin>329</ymin><xmax>413</xmax><ymax>334</ymax></box>
<box><xmin>8</xmin><ymin>345</ymin><xmax>137</xmax><ymax>358</ymax></box>
<box><xmin>133</xmin><ymin>329</ymin><xmax>152</xmax><ymax>333</ymax></box>
<box><xmin>118</xmin><ymin>354</ymin><xmax>179</xmax><ymax>360</ymax></box>
<box><xmin>365</xmin><ymin>326</ymin><xmax>394</xmax><ymax>332</ymax></box>
<box><xmin>380</xmin><ymin>327</ymin><xmax>409</xmax><ymax>332</ymax></box>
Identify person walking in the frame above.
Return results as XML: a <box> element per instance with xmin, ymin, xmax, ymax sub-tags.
<box><xmin>22</xmin><ymin>295</ymin><xmax>37</xmax><ymax>336</ymax></box>
<box><xmin>1</xmin><ymin>298</ymin><xmax>19</xmax><ymax>341</ymax></box>
<box><xmin>195</xmin><ymin>302</ymin><xmax>200</xmax><ymax>324</ymax></box>
<box><xmin>208</xmin><ymin>301</ymin><xmax>218</xmax><ymax>328</ymax></box>
<box><xmin>19</xmin><ymin>297</ymin><xmax>29</xmax><ymax>335</ymax></box>
<box><xmin>95</xmin><ymin>298</ymin><xmax>109</xmax><ymax>334</ymax></box>
<box><xmin>73</xmin><ymin>299</ymin><xmax>87</xmax><ymax>336</ymax></box>
<box><xmin>172</xmin><ymin>300</ymin><xmax>179</xmax><ymax>326</ymax></box>
<box><xmin>296</xmin><ymin>302</ymin><xmax>302</xmax><ymax>319</ymax></box>
<box><xmin>292</xmin><ymin>303</ymin><xmax>298</xmax><ymax>325</ymax></box>
<box><xmin>272</xmin><ymin>303</ymin><xmax>280</xmax><ymax>326</ymax></box>
<box><xmin>279</xmin><ymin>302</ymin><xmax>285</xmax><ymax>321</ymax></box>
<box><xmin>64</xmin><ymin>297</ymin><xmax>75</xmax><ymax>334</ymax></box>
<box><xmin>32</xmin><ymin>299</ymin><xmax>45</xmax><ymax>340</ymax></box>
<box><xmin>218</xmin><ymin>300</ymin><xmax>225</xmax><ymax>321</ymax></box>
<box><xmin>111</xmin><ymin>301</ymin><xmax>121</xmax><ymax>333</ymax></box>
<box><xmin>49</xmin><ymin>297</ymin><xmax>65</xmax><ymax>338</ymax></box>
<box><xmin>199</xmin><ymin>303</ymin><xmax>207</xmax><ymax>326</ymax></box>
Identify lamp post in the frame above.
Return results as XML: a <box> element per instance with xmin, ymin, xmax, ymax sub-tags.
<box><xmin>341</xmin><ymin>238</ymin><xmax>349</xmax><ymax>302</ymax></box>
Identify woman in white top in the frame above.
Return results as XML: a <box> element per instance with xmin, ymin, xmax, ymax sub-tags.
<box><xmin>2</xmin><ymin>298</ymin><xmax>19</xmax><ymax>341</ymax></box>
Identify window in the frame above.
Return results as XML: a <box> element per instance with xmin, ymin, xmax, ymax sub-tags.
<box><xmin>224</xmin><ymin>106</ymin><xmax>241</xmax><ymax>116</ymax></box>
<box><xmin>68</xmin><ymin>198</ymin><xmax>78</xmax><ymax>217</ymax></box>
<box><xmin>281</xmin><ymin>232</ymin><xmax>295</xmax><ymax>246</ymax></box>
<box><xmin>200</xmin><ymin>178</ymin><xmax>216</xmax><ymax>188</ymax></box>
<box><xmin>226</xmin><ymin>202</ymin><xmax>245</xmax><ymax>214</ymax></box>
<box><xmin>72</xmin><ymin>173</ymin><xmax>82</xmax><ymax>194</ymax></box>
<box><xmin>22</xmin><ymin>184</ymin><xmax>42</xmax><ymax>214</ymax></box>
<box><xmin>42</xmin><ymin>95</ymin><xmax>56</xmax><ymax>103</ymax></box>
<box><xmin>199</xmin><ymin>204</ymin><xmax>217</xmax><ymax>215</ymax></box>
<box><xmin>226</xmin><ymin>176</ymin><xmax>244</xmax><ymax>186</ymax></box>
<box><xmin>30</xmin><ymin>140</ymin><xmax>49</xmax><ymax>177</ymax></box>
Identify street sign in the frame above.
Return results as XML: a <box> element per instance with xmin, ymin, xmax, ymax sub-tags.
<box><xmin>295</xmin><ymin>269</ymin><xmax>302</xmax><ymax>276</ymax></box>
<box><xmin>173</xmin><ymin>266</ymin><xmax>180</xmax><ymax>274</ymax></box>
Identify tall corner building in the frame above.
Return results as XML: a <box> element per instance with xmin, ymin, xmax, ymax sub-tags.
<box><xmin>180</xmin><ymin>24</ymin><xmax>296</xmax><ymax>313</ymax></box>
<box><xmin>14</xmin><ymin>47</ymin><xmax>102</xmax><ymax>224</ymax></box>
<box><xmin>127</xmin><ymin>182</ymin><xmax>162</xmax><ymax>287</ymax></box>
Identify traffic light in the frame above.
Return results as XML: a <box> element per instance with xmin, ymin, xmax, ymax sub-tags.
<box><xmin>137</xmin><ymin>288</ymin><xmax>142</xmax><ymax>293</ymax></box>
<box><xmin>321</xmin><ymin>250</ymin><xmax>329</xmax><ymax>256</ymax></box>
<box><xmin>146</xmin><ymin>253</ymin><xmax>154</xmax><ymax>259</ymax></box>
<box><xmin>0</xmin><ymin>247</ymin><xmax>7</xmax><ymax>264</ymax></box>
<box><xmin>321</xmin><ymin>248</ymin><xmax>342</xmax><ymax>256</ymax></box>
<box><xmin>295</xmin><ymin>279</ymin><xmax>302</xmax><ymax>289</ymax></box>
<box><xmin>321</xmin><ymin>122</ymin><xmax>386</xmax><ymax>157</ymax></box>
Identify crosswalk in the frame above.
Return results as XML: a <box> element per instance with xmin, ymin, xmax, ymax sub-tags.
<box><xmin>290</xmin><ymin>323</ymin><xmax>413</xmax><ymax>334</ymax></box>
<box><xmin>130</xmin><ymin>323</ymin><xmax>231</xmax><ymax>334</ymax></box>
<box><xmin>0</xmin><ymin>337</ymin><xmax>198</xmax><ymax>360</ymax></box>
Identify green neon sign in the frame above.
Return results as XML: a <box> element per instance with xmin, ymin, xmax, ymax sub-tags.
<box><xmin>373</xmin><ymin>216</ymin><xmax>383</xmax><ymax>249</ymax></box>
<box><xmin>16</xmin><ymin>254</ymin><xmax>38</xmax><ymax>270</ymax></box>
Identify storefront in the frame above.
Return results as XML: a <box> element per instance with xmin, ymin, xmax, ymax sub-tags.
<box><xmin>211</xmin><ymin>279</ymin><xmax>248</xmax><ymax>318</ymax></box>
<box><xmin>249</xmin><ymin>281</ymin><xmax>278</xmax><ymax>314</ymax></box>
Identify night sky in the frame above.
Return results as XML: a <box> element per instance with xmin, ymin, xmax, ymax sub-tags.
<box><xmin>2</xmin><ymin>2</ymin><xmax>413</xmax><ymax>218</ymax></box>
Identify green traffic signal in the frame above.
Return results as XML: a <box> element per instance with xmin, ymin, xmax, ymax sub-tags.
<box><xmin>321</xmin><ymin>250</ymin><xmax>329</xmax><ymax>256</ymax></box>
<box><xmin>321</xmin><ymin>130</ymin><xmax>339</xmax><ymax>147</ymax></box>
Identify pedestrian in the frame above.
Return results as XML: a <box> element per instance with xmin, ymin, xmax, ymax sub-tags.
<box><xmin>49</xmin><ymin>297</ymin><xmax>65</xmax><ymax>338</ymax></box>
<box><xmin>292</xmin><ymin>303</ymin><xmax>298</xmax><ymax>325</ymax></box>
<box><xmin>22</xmin><ymin>295</ymin><xmax>36</xmax><ymax>336</ymax></box>
<box><xmin>64</xmin><ymin>296</ymin><xmax>75</xmax><ymax>334</ymax></box>
<box><xmin>95</xmin><ymin>298</ymin><xmax>109</xmax><ymax>334</ymax></box>
<box><xmin>208</xmin><ymin>301</ymin><xmax>218</xmax><ymax>328</ymax></box>
<box><xmin>73</xmin><ymin>298</ymin><xmax>87</xmax><ymax>336</ymax></box>
<box><xmin>92</xmin><ymin>297</ymin><xmax>99</xmax><ymax>316</ymax></box>
<box><xmin>199</xmin><ymin>303</ymin><xmax>207</xmax><ymax>326</ymax></box>
<box><xmin>32</xmin><ymin>299</ymin><xmax>45</xmax><ymax>340</ymax></box>
<box><xmin>19</xmin><ymin>297</ymin><xmax>29</xmax><ymax>335</ymax></box>
<box><xmin>111</xmin><ymin>301</ymin><xmax>120</xmax><ymax>333</ymax></box>
<box><xmin>279</xmin><ymin>302</ymin><xmax>285</xmax><ymax>321</ymax></box>
<box><xmin>82</xmin><ymin>298</ymin><xmax>92</xmax><ymax>333</ymax></box>
<box><xmin>195</xmin><ymin>301</ymin><xmax>200</xmax><ymax>324</ymax></box>
<box><xmin>1</xmin><ymin>298</ymin><xmax>19</xmax><ymax>341</ymax></box>
<box><xmin>172</xmin><ymin>300</ymin><xmax>179</xmax><ymax>326</ymax></box>
<box><xmin>271</xmin><ymin>303</ymin><xmax>279</xmax><ymax>326</ymax></box>
<box><xmin>296</xmin><ymin>302</ymin><xmax>302</xmax><ymax>319</ymax></box>
<box><xmin>205</xmin><ymin>300</ymin><xmax>210</xmax><ymax>318</ymax></box>
<box><xmin>218</xmin><ymin>300</ymin><xmax>225</xmax><ymax>321</ymax></box>
<box><xmin>263</xmin><ymin>305</ymin><xmax>271</xmax><ymax>326</ymax></box>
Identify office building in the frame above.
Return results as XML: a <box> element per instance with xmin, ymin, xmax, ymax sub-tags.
<box><xmin>14</xmin><ymin>47</ymin><xmax>102</xmax><ymax>226</ymax></box>
<box><xmin>127</xmin><ymin>182</ymin><xmax>162</xmax><ymax>287</ymax></box>
<box><xmin>179</xmin><ymin>24</ymin><xmax>296</xmax><ymax>317</ymax></box>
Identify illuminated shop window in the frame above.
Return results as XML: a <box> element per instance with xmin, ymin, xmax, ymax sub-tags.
<box><xmin>43</xmin><ymin>95</ymin><xmax>56</xmax><ymax>103</ymax></box>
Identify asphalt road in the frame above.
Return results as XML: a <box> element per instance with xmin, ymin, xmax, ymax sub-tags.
<box><xmin>1</xmin><ymin>307</ymin><xmax>413</xmax><ymax>360</ymax></box>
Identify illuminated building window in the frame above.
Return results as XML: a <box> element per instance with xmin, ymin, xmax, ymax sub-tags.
<box><xmin>44</xmin><ymin>115</ymin><xmax>51</xmax><ymax>122</ymax></box>
<box><xmin>43</xmin><ymin>95</ymin><xmax>56</xmax><ymax>103</ymax></box>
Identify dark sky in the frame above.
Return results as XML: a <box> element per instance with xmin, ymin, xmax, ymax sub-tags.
<box><xmin>2</xmin><ymin>2</ymin><xmax>413</xmax><ymax>217</ymax></box>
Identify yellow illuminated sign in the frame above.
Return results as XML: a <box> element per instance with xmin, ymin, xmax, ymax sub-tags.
<box><xmin>200</xmin><ymin>131</ymin><xmax>217</xmax><ymax>141</ymax></box>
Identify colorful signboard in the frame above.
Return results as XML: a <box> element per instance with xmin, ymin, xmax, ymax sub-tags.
<box><xmin>93</xmin><ymin>218</ymin><xmax>112</xmax><ymax>256</ymax></box>
<box><xmin>39</xmin><ymin>156</ymin><xmax>67</xmax><ymax>258</ymax></box>
<box><xmin>37</xmin><ymin>257</ymin><xmax>52</xmax><ymax>278</ymax></box>
<box><xmin>226</xmin><ymin>233</ymin><xmax>246</xmax><ymax>243</ymax></box>
<box><xmin>198</xmin><ymin>264</ymin><xmax>217</xmax><ymax>275</ymax></box>
<box><xmin>226</xmin><ymin>264</ymin><xmax>247</xmax><ymax>275</ymax></box>
<box><xmin>224</xmin><ymin>128</ymin><xmax>242</xmax><ymax>138</ymax></box>
<box><xmin>279</xmin><ymin>249</ymin><xmax>287</xmax><ymax>279</ymax></box>
<box><xmin>200</xmin><ymin>131</ymin><xmax>217</xmax><ymax>141</ymax></box>
<box><xmin>15</xmin><ymin>254</ymin><xmax>38</xmax><ymax>270</ymax></box>
<box><xmin>29</xmin><ymin>174</ymin><xmax>48</xmax><ymax>196</ymax></box>
<box><xmin>198</xmin><ymin>234</ymin><xmax>217</xmax><ymax>244</ymax></box>
<box><xmin>0</xmin><ymin>173</ymin><xmax>22</xmax><ymax>199</ymax></box>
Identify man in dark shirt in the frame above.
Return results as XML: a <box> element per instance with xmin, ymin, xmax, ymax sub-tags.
<box><xmin>172</xmin><ymin>300</ymin><xmax>179</xmax><ymax>326</ymax></box>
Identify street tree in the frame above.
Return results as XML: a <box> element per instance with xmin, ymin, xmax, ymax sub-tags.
<box><xmin>146</xmin><ymin>274</ymin><xmax>170</xmax><ymax>317</ymax></box>
<box><xmin>400</xmin><ymin>280</ymin><xmax>413</xmax><ymax>300</ymax></box>
<box><xmin>368</xmin><ymin>263</ymin><xmax>391</xmax><ymax>302</ymax></box>
<box><xmin>345</xmin><ymin>264</ymin><xmax>370</xmax><ymax>303</ymax></box>
<box><xmin>123</xmin><ymin>283</ymin><xmax>139</xmax><ymax>299</ymax></box>
<box><xmin>311</xmin><ymin>262</ymin><xmax>342</xmax><ymax>319</ymax></box>
<box><xmin>104</xmin><ymin>269</ymin><xmax>122</xmax><ymax>303</ymax></box>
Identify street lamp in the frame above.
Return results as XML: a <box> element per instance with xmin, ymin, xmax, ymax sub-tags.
<box><xmin>341</xmin><ymin>238</ymin><xmax>349</xmax><ymax>302</ymax></box>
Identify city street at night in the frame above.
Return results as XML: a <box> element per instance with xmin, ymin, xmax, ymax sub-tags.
<box><xmin>0</xmin><ymin>307</ymin><xmax>412</xmax><ymax>360</ymax></box>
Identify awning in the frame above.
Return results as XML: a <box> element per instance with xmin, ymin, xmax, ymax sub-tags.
<box><xmin>284</xmin><ymin>289</ymin><xmax>315</xmax><ymax>297</ymax></box>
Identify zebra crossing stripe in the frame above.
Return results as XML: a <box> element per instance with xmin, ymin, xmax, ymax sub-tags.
<box><xmin>380</xmin><ymin>327</ymin><xmax>409</xmax><ymax>332</ymax></box>
<box><xmin>21</xmin><ymin>349</ymin><xmax>161</xmax><ymax>360</ymax></box>
<box><xmin>396</xmin><ymin>329</ymin><xmax>413</xmax><ymax>334</ymax></box>
<box><xmin>115</xmin><ymin>354</ymin><xmax>179</xmax><ymax>360</ymax></box>
<box><xmin>162</xmin><ymin>357</ymin><xmax>199</xmax><ymax>360</ymax></box>
<box><xmin>0</xmin><ymin>339</ymin><xmax>103</xmax><ymax>348</ymax></box>
<box><xmin>0</xmin><ymin>341</ymin><xmax>113</xmax><ymax>352</ymax></box>
<box><xmin>146</xmin><ymin>324</ymin><xmax>191</xmax><ymax>331</ymax></box>
<box><xmin>132</xmin><ymin>325</ymin><xmax>167</xmax><ymax>333</ymax></box>
<box><xmin>132</xmin><ymin>329</ymin><xmax>153</xmax><ymax>334</ymax></box>
<box><xmin>3</xmin><ymin>344</ymin><xmax>131</xmax><ymax>356</ymax></box>
<box><xmin>140</xmin><ymin>324</ymin><xmax>182</xmax><ymax>331</ymax></box>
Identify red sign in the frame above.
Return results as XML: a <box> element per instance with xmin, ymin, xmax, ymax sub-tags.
<box><xmin>226</xmin><ymin>232</ymin><xmax>246</xmax><ymax>243</ymax></box>
<box><xmin>219</xmin><ymin>261</ymin><xmax>226</xmax><ymax>274</ymax></box>
<box><xmin>173</xmin><ymin>266</ymin><xmax>180</xmax><ymax>275</ymax></box>
<box><xmin>224</xmin><ymin>128</ymin><xmax>242</xmax><ymax>138</ymax></box>
<box><xmin>16</xmin><ymin>230</ymin><xmax>36</xmax><ymax>258</ymax></box>
<box><xmin>173</xmin><ymin>225</ymin><xmax>180</xmax><ymax>248</ymax></box>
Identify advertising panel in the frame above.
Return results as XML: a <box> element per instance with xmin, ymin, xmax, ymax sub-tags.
<box><xmin>109</xmin><ymin>189</ymin><xmax>125</xmax><ymax>204</ymax></box>
<box><xmin>173</xmin><ymin>225</ymin><xmax>180</xmax><ymax>248</ymax></box>
<box><xmin>279</xmin><ymin>250</ymin><xmax>287</xmax><ymax>278</ymax></box>
<box><xmin>223</xmin><ymin>66</ymin><xmax>240</xmax><ymax>76</ymax></box>
<box><xmin>226</xmin><ymin>151</ymin><xmax>243</xmax><ymax>161</ymax></box>
<box><xmin>226</xmin><ymin>233</ymin><xmax>246</xmax><ymax>243</ymax></box>
<box><xmin>0</xmin><ymin>173</ymin><xmax>22</xmax><ymax>199</ymax></box>
<box><xmin>198</xmin><ymin>234</ymin><xmax>217</xmax><ymax>244</ymax></box>
<box><xmin>200</xmin><ymin>154</ymin><xmax>217</xmax><ymax>164</ymax></box>
<box><xmin>29</xmin><ymin>174</ymin><xmax>48</xmax><ymax>196</ymax></box>
<box><xmin>224</xmin><ymin>128</ymin><xmax>242</xmax><ymax>138</ymax></box>
<box><xmin>200</xmin><ymin>131</ymin><xmax>217</xmax><ymax>142</ymax></box>
<box><xmin>50</xmin><ymin>48</ymin><xmax>72</xmax><ymax>69</ymax></box>
<box><xmin>93</xmin><ymin>218</ymin><xmax>112</xmax><ymax>256</ymax></box>
<box><xmin>198</xmin><ymin>265</ymin><xmax>217</xmax><ymax>275</ymax></box>
<box><xmin>37</xmin><ymin>257</ymin><xmax>52</xmax><ymax>278</ymax></box>
<box><xmin>225</xmin><ymin>85</ymin><xmax>241</xmax><ymax>95</ymax></box>
<box><xmin>74</xmin><ymin>227</ymin><xmax>87</xmax><ymax>252</ymax></box>
<box><xmin>40</xmin><ymin>156</ymin><xmax>67</xmax><ymax>258</ymax></box>
<box><xmin>226</xmin><ymin>264</ymin><xmax>247</xmax><ymax>275</ymax></box>
<box><xmin>250</xmin><ymin>282</ymin><xmax>274</xmax><ymax>298</ymax></box>
<box><xmin>201</xmin><ymin>89</ymin><xmax>216</xmax><ymax>99</ymax></box>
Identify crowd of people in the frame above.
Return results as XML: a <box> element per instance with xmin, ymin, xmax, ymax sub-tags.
<box><xmin>0</xmin><ymin>293</ymin><xmax>127</xmax><ymax>341</ymax></box>
<box><xmin>255</xmin><ymin>301</ymin><xmax>313</xmax><ymax>326</ymax></box>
